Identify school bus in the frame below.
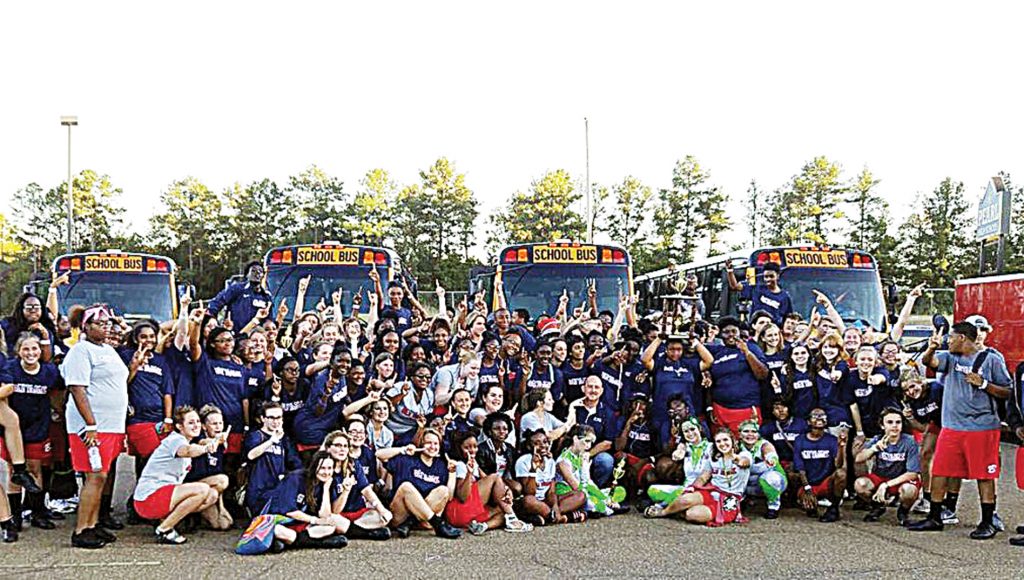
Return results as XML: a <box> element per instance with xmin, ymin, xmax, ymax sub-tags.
<box><xmin>636</xmin><ymin>246</ymin><xmax>890</xmax><ymax>331</ymax></box>
<box><xmin>471</xmin><ymin>241</ymin><xmax>633</xmax><ymax>321</ymax></box>
<box><xmin>50</xmin><ymin>250</ymin><xmax>180</xmax><ymax>321</ymax></box>
<box><xmin>264</xmin><ymin>242</ymin><xmax>413</xmax><ymax>320</ymax></box>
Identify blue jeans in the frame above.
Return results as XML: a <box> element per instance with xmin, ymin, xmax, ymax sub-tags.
<box><xmin>590</xmin><ymin>452</ymin><xmax>615</xmax><ymax>488</ymax></box>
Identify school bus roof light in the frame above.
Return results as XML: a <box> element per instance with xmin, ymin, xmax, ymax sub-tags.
<box><xmin>282</xmin><ymin>249</ymin><xmax>292</xmax><ymax>263</ymax></box>
<box><xmin>769</xmin><ymin>252</ymin><xmax>781</xmax><ymax>265</ymax></box>
<box><xmin>70</xmin><ymin>258</ymin><xmax>81</xmax><ymax>269</ymax></box>
<box><xmin>602</xmin><ymin>249</ymin><xmax>612</xmax><ymax>262</ymax></box>
<box><xmin>503</xmin><ymin>249</ymin><xmax>517</xmax><ymax>263</ymax></box>
<box><xmin>269</xmin><ymin>250</ymin><xmax>284</xmax><ymax>264</ymax></box>
<box><xmin>612</xmin><ymin>249</ymin><xmax>626</xmax><ymax>264</ymax></box>
<box><xmin>861</xmin><ymin>254</ymin><xmax>873</xmax><ymax>267</ymax></box>
<box><xmin>517</xmin><ymin>248</ymin><xmax>528</xmax><ymax>262</ymax></box>
<box><xmin>362</xmin><ymin>250</ymin><xmax>374</xmax><ymax>264</ymax></box>
<box><xmin>146</xmin><ymin>259</ymin><xmax>156</xmax><ymax>270</ymax></box>
<box><xmin>853</xmin><ymin>254</ymin><xmax>862</xmax><ymax>267</ymax></box>
<box><xmin>374</xmin><ymin>252</ymin><xmax>388</xmax><ymax>265</ymax></box>
<box><xmin>756</xmin><ymin>253</ymin><xmax>768</xmax><ymax>266</ymax></box>
<box><xmin>153</xmin><ymin>260</ymin><xmax>170</xmax><ymax>273</ymax></box>
<box><xmin>57</xmin><ymin>258</ymin><xmax>72</xmax><ymax>270</ymax></box>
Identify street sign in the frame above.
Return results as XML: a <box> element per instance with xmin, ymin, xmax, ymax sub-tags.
<box><xmin>976</xmin><ymin>176</ymin><xmax>1011</xmax><ymax>241</ymax></box>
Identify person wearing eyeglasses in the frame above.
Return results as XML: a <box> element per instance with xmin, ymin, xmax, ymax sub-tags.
<box><xmin>260</xmin><ymin>356</ymin><xmax>307</xmax><ymax>438</ymax></box>
<box><xmin>386</xmin><ymin>361</ymin><xmax>435</xmax><ymax>446</ymax></box>
<box><xmin>61</xmin><ymin>304</ymin><xmax>130</xmax><ymax>549</ymax></box>
<box><xmin>242</xmin><ymin>402</ymin><xmax>302</xmax><ymax>516</ymax></box>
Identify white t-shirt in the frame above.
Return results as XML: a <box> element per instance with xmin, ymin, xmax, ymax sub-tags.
<box><xmin>62</xmin><ymin>340</ymin><xmax>129</xmax><ymax>434</ymax></box>
<box><xmin>134</xmin><ymin>432</ymin><xmax>191</xmax><ymax>501</ymax></box>
<box><xmin>515</xmin><ymin>454</ymin><xmax>557</xmax><ymax>500</ymax></box>
<box><xmin>519</xmin><ymin>412</ymin><xmax>563</xmax><ymax>436</ymax></box>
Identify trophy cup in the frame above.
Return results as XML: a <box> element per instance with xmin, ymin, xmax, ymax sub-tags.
<box><xmin>660</xmin><ymin>294</ymin><xmax>699</xmax><ymax>340</ymax></box>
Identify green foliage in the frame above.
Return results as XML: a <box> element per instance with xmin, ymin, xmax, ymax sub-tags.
<box><xmin>766</xmin><ymin>156</ymin><xmax>845</xmax><ymax>245</ymax></box>
<box><xmin>894</xmin><ymin>178</ymin><xmax>973</xmax><ymax>288</ymax></box>
<box><xmin>345</xmin><ymin>168</ymin><xmax>397</xmax><ymax>246</ymax></box>
<box><xmin>845</xmin><ymin>167</ymin><xmax>898</xmax><ymax>280</ymax></box>
<box><xmin>743</xmin><ymin>179</ymin><xmax>769</xmax><ymax>248</ymax></box>
<box><xmin>289</xmin><ymin>165</ymin><xmax>346</xmax><ymax>244</ymax></box>
<box><xmin>652</xmin><ymin>156</ymin><xmax>722</xmax><ymax>265</ymax></box>
<box><xmin>222</xmin><ymin>179</ymin><xmax>299</xmax><ymax>274</ymax></box>
<box><xmin>488</xmin><ymin>169</ymin><xmax>586</xmax><ymax>251</ymax></box>
<box><xmin>392</xmin><ymin>158</ymin><xmax>478</xmax><ymax>290</ymax></box>
<box><xmin>148</xmin><ymin>177</ymin><xmax>228</xmax><ymax>297</ymax></box>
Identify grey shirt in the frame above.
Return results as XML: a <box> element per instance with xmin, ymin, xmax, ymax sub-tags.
<box><xmin>935</xmin><ymin>350</ymin><xmax>1012</xmax><ymax>432</ymax></box>
<box><xmin>866</xmin><ymin>433</ymin><xmax>921</xmax><ymax>479</ymax></box>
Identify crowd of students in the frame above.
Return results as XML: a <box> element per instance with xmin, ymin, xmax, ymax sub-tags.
<box><xmin>1</xmin><ymin>258</ymin><xmax>1023</xmax><ymax>552</ymax></box>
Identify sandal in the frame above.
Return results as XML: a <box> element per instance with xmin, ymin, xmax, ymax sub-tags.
<box><xmin>504</xmin><ymin>518</ymin><xmax>533</xmax><ymax>533</ymax></box>
<box><xmin>567</xmin><ymin>510</ymin><xmax>587</xmax><ymax>524</ymax></box>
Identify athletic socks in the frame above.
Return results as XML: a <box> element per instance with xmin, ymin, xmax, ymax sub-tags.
<box><xmin>981</xmin><ymin>502</ymin><xmax>996</xmax><ymax>527</ymax></box>
<box><xmin>944</xmin><ymin>492</ymin><xmax>959</xmax><ymax>512</ymax></box>
<box><xmin>7</xmin><ymin>494</ymin><xmax>22</xmax><ymax>527</ymax></box>
<box><xmin>928</xmin><ymin>499</ymin><xmax>944</xmax><ymax>521</ymax></box>
<box><xmin>428</xmin><ymin>515</ymin><xmax>445</xmax><ymax>530</ymax></box>
<box><xmin>12</xmin><ymin>463</ymin><xmax>28</xmax><ymax>476</ymax></box>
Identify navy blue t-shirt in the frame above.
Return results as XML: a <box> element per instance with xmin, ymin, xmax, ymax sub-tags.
<box><xmin>573</xmin><ymin>401</ymin><xmax>618</xmax><ymax>443</ymax></box>
<box><xmin>185</xmin><ymin>438</ymin><xmax>225</xmax><ymax>482</ymax></box>
<box><xmin>333</xmin><ymin>467</ymin><xmax>371</xmax><ymax>513</ymax></box>
<box><xmin>651</xmin><ymin>354</ymin><xmax>702</xmax><ymax>426</ymax></box>
<box><xmin>560</xmin><ymin>361</ymin><xmax>591</xmax><ymax>404</ymax></box>
<box><xmin>759</xmin><ymin>417</ymin><xmax>808</xmax><ymax>463</ymax></box>
<box><xmin>479</xmin><ymin>359</ymin><xmax>501</xmax><ymax>391</ymax></box>
<box><xmin>592</xmin><ymin>360</ymin><xmax>645</xmax><ymax>413</ymax></box>
<box><xmin>164</xmin><ymin>346</ymin><xmax>196</xmax><ymax>409</ymax></box>
<box><xmin>788</xmin><ymin>368</ymin><xmax>817</xmax><ymax>421</ymax></box>
<box><xmin>620</xmin><ymin>420</ymin><xmax>654</xmax><ymax>458</ymax></box>
<box><xmin>841</xmin><ymin>368</ymin><xmax>894</xmax><ymax>436</ymax></box>
<box><xmin>292</xmin><ymin>370</ymin><xmax>349</xmax><ymax>446</ymax></box>
<box><xmin>119</xmin><ymin>348</ymin><xmax>174</xmax><ymax>425</ymax></box>
<box><xmin>906</xmin><ymin>381</ymin><xmax>942</xmax><ymax>427</ymax></box>
<box><xmin>793</xmin><ymin>432</ymin><xmax>839</xmax><ymax>485</ymax></box>
<box><xmin>351</xmin><ymin>445</ymin><xmax>379</xmax><ymax>487</ymax></box>
<box><xmin>814</xmin><ymin>363</ymin><xmax>851</xmax><ymax>426</ymax></box>
<box><xmin>381</xmin><ymin>305</ymin><xmax>413</xmax><ymax>335</ymax></box>
<box><xmin>196</xmin><ymin>353</ymin><xmax>249</xmax><ymax>431</ymax></box>
<box><xmin>242</xmin><ymin>429</ymin><xmax>302</xmax><ymax>512</ymax></box>
<box><xmin>524</xmin><ymin>363</ymin><xmax>565</xmax><ymax>402</ymax></box>
<box><xmin>741</xmin><ymin>284</ymin><xmax>793</xmax><ymax>325</ymax></box>
<box><xmin>708</xmin><ymin>342</ymin><xmax>767</xmax><ymax>409</ymax></box>
<box><xmin>387</xmin><ymin>453</ymin><xmax>448</xmax><ymax>497</ymax></box>
<box><xmin>0</xmin><ymin>359</ymin><xmax>60</xmax><ymax>442</ymax></box>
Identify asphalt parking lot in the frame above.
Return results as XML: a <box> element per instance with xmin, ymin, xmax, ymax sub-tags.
<box><xmin>1</xmin><ymin>446</ymin><xmax>1023</xmax><ymax>579</ymax></box>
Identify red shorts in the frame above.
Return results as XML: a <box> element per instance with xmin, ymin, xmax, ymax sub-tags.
<box><xmin>697</xmin><ymin>487</ymin><xmax>742</xmax><ymax>525</ymax></box>
<box><xmin>69</xmin><ymin>432</ymin><xmax>125</xmax><ymax>473</ymax></box>
<box><xmin>134</xmin><ymin>484</ymin><xmax>176</xmax><ymax>520</ymax></box>
<box><xmin>0</xmin><ymin>438</ymin><xmax>53</xmax><ymax>464</ymax></box>
<box><xmin>932</xmin><ymin>428</ymin><xmax>1001</xmax><ymax>480</ymax></box>
<box><xmin>226</xmin><ymin>432</ymin><xmax>243</xmax><ymax>455</ymax></box>
<box><xmin>340</xmin><ymin>507</ymin><xmax>371</xmax><ymax>521</ymax></box>
<box><xmin>711</xmin><ymin>403</ymin><xmax>759</xmax><ymax>437</ymax></box>
<box><xmin>866</xmin><ymin>473</ymin><xmax>921</xmax><ymax>495</ymax></box>
<box><xmin>444</xmin><ymin>482</ymin><xmax>490</xmax><ymax>529</ymax></box>
<box><xmin>126</xmin><ymin>422</ymin><xmax>167</xmax><ymax>457</ymax></box>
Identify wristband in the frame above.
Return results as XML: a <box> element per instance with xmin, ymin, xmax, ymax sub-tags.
<box><xmin>803</xmin><ymin>484</ymin><xmax>812</xmax><ymax>491</ymax></box>
<box><xmin>856</xmin><ymin>431</ymin><xmax>865</xmax><ymax>437</ymax></box>
<box><xmin>163</xmin><ymin>418</ymin><xmax>174</xmax><ymax>424</ymax></box>
<box><xmin>979</xmin><ymin>379</ymin><xmax>989</xmax><ymax>391</ymax></box>
<box><xmin>83</xmin><ymin>425</ymin><xmax>98</xmax><ymax>432</ymax></box>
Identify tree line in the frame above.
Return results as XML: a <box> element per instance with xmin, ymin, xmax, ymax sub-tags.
<box><xmin>1</xmin><ymin>155</ymin><xmax>1022</xmax><ymax>312</ymax></box>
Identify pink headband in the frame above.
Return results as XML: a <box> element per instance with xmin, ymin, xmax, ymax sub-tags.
<box><xmin>81</xmin><ymin>305</ymin><xmax>112</xmax><ymax>329</ymax></box>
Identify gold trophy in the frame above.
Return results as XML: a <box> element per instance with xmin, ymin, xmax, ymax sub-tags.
<box><xmin>660</xmin><ymin>294</ymin><xmax>699</xmax><ymax>340</ymax></box>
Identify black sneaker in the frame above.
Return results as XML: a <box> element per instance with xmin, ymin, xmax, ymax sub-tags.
<box><xmin>316</xmin><ymin>534</ymin><xmax>348</xmax><ymax>548</ymax></box>
<box><xmin>907</xmin><ymin>518</ymin><xmax>944</xmax><ymax>532</ymax></box>
<box><xmin>896</xmin><ymin>507</ymin><xmax>909</xmax><ymax>527</ymax></box>
<box><xmin>611</xmin><ymin>505</ymin><xmax>631</xmax><ymax>516</ymax></box>
<box><xmin>765</xmin><ymin>509</ymin><xmax>780</xmax><ymax>520</ymax></box>
<box><xmin>863</xmin><ymin>505</ymin><xmax>886</xmax><ymax>523</ymax></box>
<box><xmin>10</xmin><ymin>471</ymin><xmax>42</xmax><ymax>494</ymax></box>
<box><xmin>805</xmin><ymin>507</ymin><xmax>819</xmax><ymax>518</ymax></box>
<box><xmin>71</xmin><ymin>528</ymin><xmax>106</xmax><ymax>549</ymax></box>
<box><xmin>433</xmin><ymin>520</ymin><xmax>463</xmax><ymax>539</ymax></box>
<box><xmin>969</xmin><ymin>523</ymin><xmax>998</xmax><ymax>540</ymax></box>
<box><xmin>41</xmin><ymin>507</ymin><xmax>65</xmax><ymax>521</ymax></box>
<box><xmin>98</xmin><ymin>514</ymin><xmax>125</xmax><ymax>531</ymax></box>
<box><xmin>30</xmin><ymin>513</ymin><xmax>56</xmax><ymax>530</ymax></box>
<box><xmin>364</xmin><ymin>527</ymin><xmax>392</xmax><ymax>540</ymax></box>
<box><xmin>269</xmin><ymin>539</ymin><xmax>286</xmax><ymax>553</ymax></box>
<box><xmin>93</xmin><ymin>526</ymin><xmax>117</xmax><ymax>543</ymax></box>
<box><xmin>851</xmin><ymin>498</ymin><xmax>870</xmax><ymax>511</ymax></box>
<box><xmin>1</xmin><ymin>519</ymin><xmax>18</xmax><ymax>543</ymax></box>
<box><xmin>1016</xmin><ymin>525</ymin><xmax>1024</xmax><ymax>535</ymax></box>
<box><xmin>155</xmin><ymin>528</ymin><xmax>187</xmax><ymax>545</ymax></box>
<box><xmin>819</xmin><ymin>505</ymin><xmax>839</xmax><ymax>523</ymax></box>
<box><xmin>1009</xmin><ymin>536</ymin><xmax>1024</xmax><ymax>547</ymax></box>
<box><xmin>393</xmin><ymin>521</ymin><xmax>412</xmax><ymax>539</ymax></box>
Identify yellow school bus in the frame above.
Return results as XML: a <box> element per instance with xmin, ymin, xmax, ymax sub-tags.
<box><xmin>51</xmin><ymin>250</ymin><xmax>179</xmax><ymax>321</ymax></box>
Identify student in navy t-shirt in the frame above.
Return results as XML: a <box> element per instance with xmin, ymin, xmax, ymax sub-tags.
<box><xmin>191</xmin><ymin>326</ymin><xmax>249</xmax><ymax>459</ymax></box>
<box><xmin>591</xmin><ymin>340</ymin><xmax>645</xmax><ymax>415</ymax></box>
<box><xmin>759</xmin><ymin>398</ymin><xmax>808</xmax><ymax>465</ymax></box>
<box><xmin>707</xmin><ymin>317</ymin><xmax>770</xmax><ymax>434</ymax></box>
<box><xmin>0</xmin><ymin>333</ymin><xmax>61</xmax><ymax>529</ymax></box>
<box><xmin>292</xmin><ymin>347</ymin><xmax>352</xmax><ymax>459</ymax></box>
<box><xmin>842</xmin><ymin>346</ymin><xmax>893</xmax><ymax>439</ymax></box>
<box><xmin>794</xmin><ymin>407</ymin><xmax>846</xmax><ymax>522</ymax></box>
<box><xmin>320</xmin><ymin>430</ymin><xmax>392</xmax><ymax>540</ymax></box>
<box><xmin>345</xmin><ymin>417</ymin><xmax>381</xmax><ymax>491</ymax></box>
<box><xmin>641</xmin><ymin>335</ymin><xmax>712</xmax><ymax>436</ymax></box>
<box><xmin>726</xmin><ymin>260</ymin><xmax>793</xmax><ymax>325</ymax></box>
<box><xmin>242</xmin><ymin>403</ymin><xmax>302</xmax><ymax>515</ymax></box>
<box><xmin>120</xmin><ymin>322</ymin><xmax>175</xmax><ymax>464</ymax></box>
<box><xmin>179</xmin><ymin>404</ymin><xmax>233</xmax><ymax>530</ymax></box>
<box><xmin>265</xmin><ymin>451</ymin><xmax>349</xmax><ymax>550</ymax></box>
<box><xmin>378</xmin><ymin>428</ymin><xmax>462</xmax><ymax>538</ymax></box>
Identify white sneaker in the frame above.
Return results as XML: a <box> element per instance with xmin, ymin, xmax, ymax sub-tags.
<box><xmin>911</xmin><ymin>497</ymin><xmax>930</xmax><ymax>514</ymax></box>
<box><xmin>940</xmin><ymin>508</ymin><xmax>959</xmax><ymax>525</ymax></box>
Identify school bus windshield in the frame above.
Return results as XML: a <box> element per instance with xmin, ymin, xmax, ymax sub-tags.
<box><xmin>781</xmin><ymin>267</ymin><xmax>886</xmax><ymax>330</ymax></box>
<box><xmin>57</xmin><ymin>272</ymin><xmax>175</xmax><ymax>321</ymax></box>
<box><xmin>499</xmin><ymin>263</ymin><xmax>629</xmax><ymax>318</ymax></box>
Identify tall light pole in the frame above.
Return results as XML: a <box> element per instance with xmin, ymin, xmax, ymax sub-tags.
<box><xmin>584</xmin><ymin>117</ymin><xmax>592</xmax><ymax>242</ymax></box>
<box><xmin>60</xmin><ymin>115</ymin><xmax>78</xmax><ymax>253</ymax></box>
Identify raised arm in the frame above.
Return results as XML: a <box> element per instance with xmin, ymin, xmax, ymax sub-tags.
<box><xmin>890</xmin><ymin>283</ymin><xmax>924</xmax><ymax>341</ymax></box>
<box><xmin>724</xmin><ymin>259</ymin><xmax>742</xmax><ymax>292</ymax></box>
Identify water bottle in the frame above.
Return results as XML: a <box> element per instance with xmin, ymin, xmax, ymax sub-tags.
<box><xmin>87</xmin><ymin>444</ymin><xmax>103</xmax><ymax>473</ymax></box>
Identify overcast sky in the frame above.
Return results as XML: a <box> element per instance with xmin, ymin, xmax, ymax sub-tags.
<box><xmin>2</xmin><ymin>1</ymin><xmax>1020</xmax><ymax>258</ymax></box>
